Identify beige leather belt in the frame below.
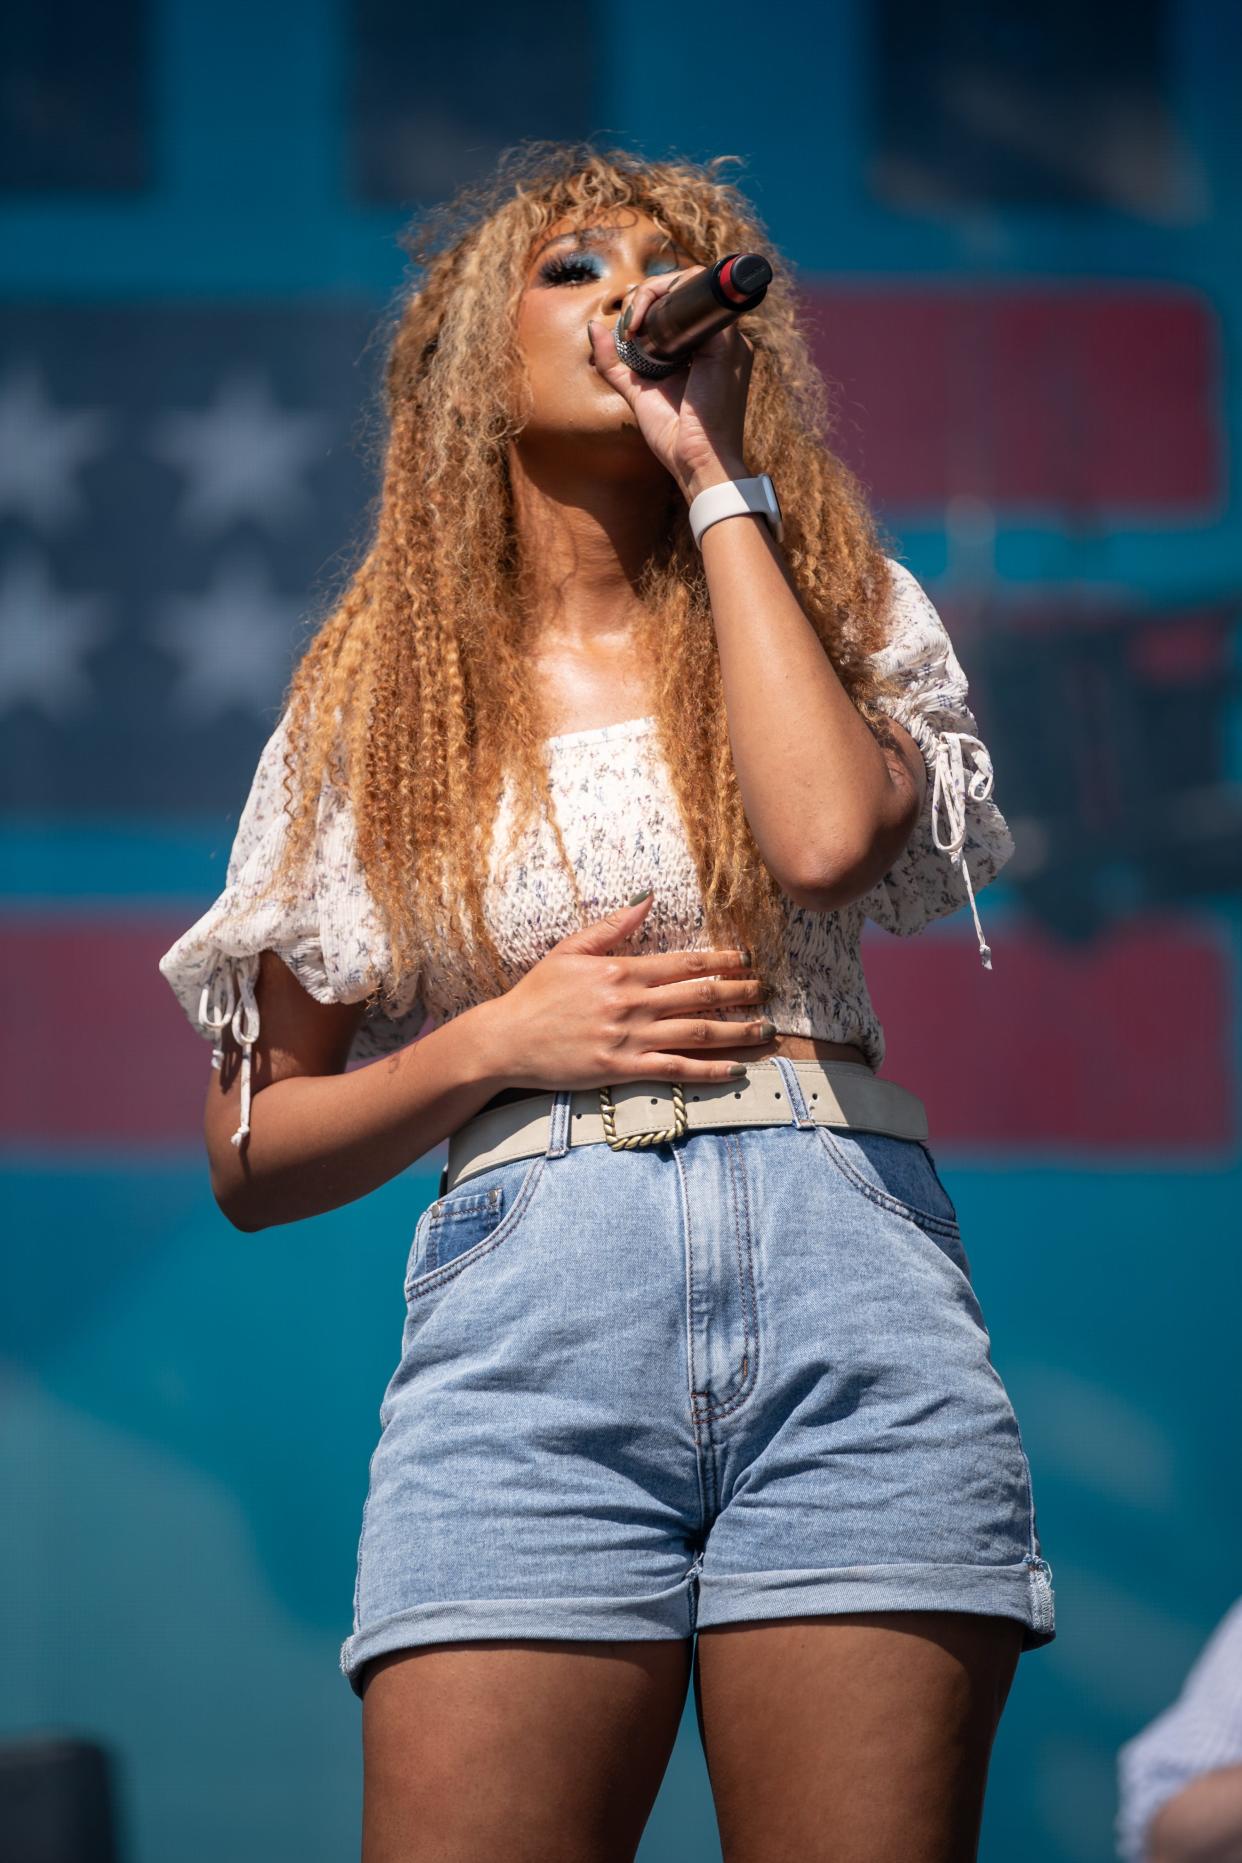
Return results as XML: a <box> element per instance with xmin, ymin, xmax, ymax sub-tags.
<box><xmin>439</xmin><ymin>1058</ymin><xmax>929</xmax><ymax>1197</ymax></box>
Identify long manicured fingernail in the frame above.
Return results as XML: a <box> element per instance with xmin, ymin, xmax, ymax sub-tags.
<box><xmin>619</xmin><ymin>304</ymin><xmax>633</xmax><ymax>338</ymax></box>
<box><xmin>627</xmin><ymin>887</ymin><xmax>652</xmax><ymax>904</ymax></box>
<box><xmin>727</xmin><ymin>1063</ymin><xmax>748</xmax><ymax>1077</ymax></box>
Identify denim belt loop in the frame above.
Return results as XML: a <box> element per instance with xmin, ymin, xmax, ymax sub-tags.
<box><xmin>769</xmin><ymin>1055</ymin><xmax>815</xmax><ymax>1128</ymax></box>
<box><xmin>546</xmin><ymin>1088</ymin><xmax>574</xmax><ymax>1158</ymax></box>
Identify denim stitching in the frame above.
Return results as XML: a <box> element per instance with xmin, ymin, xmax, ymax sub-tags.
<box><xmin>721</xmin><ymin>1134</ymin><xmax>751</xmax><ymax>1400</ymax></box>
<box><xmin>851</xmin><ymin>1156</ymin><xmax>976</xmax><ymax>1292</ymax></box>
<box><xmin>677</xmin><ymin>1143</ymin><xmax>703</xmax><ymax>1402</ymax></box>
<box><xmin>690</xmin><ymin>1134</ymin><xmax>743</xmax><ymax>1408</ymax></box>
<box><xmin>965</xmin><ymin>1325</ymin><xmax>1049</xmax><ymax>1565</ymax></box>
<box><xmin>406</xmin><ymin>1153</ymin><xmax>546</xmax><ymax>1300</ymax></box>
<box><xmin>1023</xmin><ymin>1553</ymin><xmax>1055</xmax><ymax>1634</ymax></box>
<box><xmin>435</xmin><ymin>1188</ymin><xmax>502</xmax><ymax>1219</ymax></box>
<box><xmin>350</xmin><ymin>1396</ymin><xmax>392</xmax><ymax>1629</ymax></box>
<box><xmin>693</xmin><ymin>1134</ymin><xmax>746</xmax><ymax>1413</ymax></box>
<box><xmin>423</xmin><ymin>1185</ymin><xmax>503</xmax><ymax>1273</ymax></box>
<box><xmin>734</xmin><ymin>1133</ymin><xmax>760</xmax><ymax>1402</ymax></box>
<box><xmin>919</xmin><ymin>1144</ymin><xmax>966</xmax><ymax>1243</ymax></box>
<box><xmin>1006</xmin><ymin>1387</ymin><xmax>1042</xmax><ymax>1562</ymax></box>
<box><xmin>403</xmin><ymin>1204</ymin><xmax>434</xmax><ymax>1289</ymax></box>
<box><xmin>698</xmin><ymin>1133</ymin><xmax>760</xmax><ymax>1422</ymax></box>
<box><xmin>815</xmin><ymin>1124</ymin><xmax>962</xmax><ymax>1238</ymax></box>
<box><xmin>671</xmin><ymin>1138</ymin><xmax>716</xmax><ymax>1530</ymax></box>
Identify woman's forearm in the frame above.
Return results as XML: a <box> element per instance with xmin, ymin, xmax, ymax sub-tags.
<box><xmin>687</xmin><ymin>456</ymin><xmax>915</xmax><ymax>904</ymax></box>
<box><xmin>212</xmin><ymin>998</ymin><xmax>517</xmax><ymax>1233</ymax></box>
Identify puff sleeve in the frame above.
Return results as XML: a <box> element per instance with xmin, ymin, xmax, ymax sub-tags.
<box><xmin>858</xmin><ymin>560</ymin><xmax>1016</xmax><ymax>964</ymax></box>
<box><xmin>157</xmin><ymin>711</ymin><xmax>394</xmax><ymax>1149</ymax></box>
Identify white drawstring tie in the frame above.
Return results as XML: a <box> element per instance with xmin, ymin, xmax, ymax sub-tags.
<box><xmin>929</xmin><ymin>730</ymin><xmax>996</xmax><ymax>969</ymax></box>
<box><xmin>199</xmin><ymin>953</ymin><xmax>262</xmax><ymax>1147</ymax></box>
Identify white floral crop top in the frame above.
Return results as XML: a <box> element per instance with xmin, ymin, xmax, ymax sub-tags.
<box><xmin>159</xmin><ymin>559</ymin><xmax>1016</xmax><ymax>1146</ymax></box>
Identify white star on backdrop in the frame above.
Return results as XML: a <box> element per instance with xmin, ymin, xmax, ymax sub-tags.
<box><xmin>0</xmin><ymin>546</ymin><xmax>111</xmax><ymax>718</ymax></box>
<box><xmin>0</xmin><ymin>359</ymin><xmax>114</xmax><ymax>531</ymax></box>
<box><xmin>151</xmin><ymin>546</ymin><xmax>305</xmax><ymax>719</ymax></box>
<box><xmin>146</xmin><ymin>368</ymin><xmax>334</xmax><ymax>536</ymax></box>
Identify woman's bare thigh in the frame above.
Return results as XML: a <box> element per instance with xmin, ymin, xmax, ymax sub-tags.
<box><xmin>693</xmin><ymin>1610</ymin><xmax>1024</xmax><ymax>1863</ymax></box>
<box><xmin>360</xmin><ymin>1636</ymin><xmax>694</xmax><ymax>1863</ymax></box>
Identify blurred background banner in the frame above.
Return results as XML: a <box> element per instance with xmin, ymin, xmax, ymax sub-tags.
<box><xmin>1</xmin><ymin>2</ymin><xmax>1239</xmax><ymax>1859</ymax></box>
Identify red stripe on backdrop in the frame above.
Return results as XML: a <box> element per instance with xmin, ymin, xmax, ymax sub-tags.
<box><xmin>4</xmin><ymin>920</ymin><xmax>211</xmax><ymax>1146</ymax></box>
<box><xmin>0</xmin><ymin>916</ymin><xmax>1233</xmax><ymax>1152</ymax></box>
<box><xmin>800</xmin><ymin>285</ymin><xmax>1221</xmax><ymax>512</ymax></box>
<box><xmin>870</xmin><ymin>916</ymin><xmax>1236</xmax><ymax>1151</ymax></box>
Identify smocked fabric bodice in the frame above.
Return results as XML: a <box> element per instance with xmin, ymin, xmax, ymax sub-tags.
<box><xmin>159</xmin><ymin>559</ymin><xmax>1016</xmax><ymax>1146</ymax></box>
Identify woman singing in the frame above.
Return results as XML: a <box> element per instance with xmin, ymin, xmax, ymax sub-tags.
<box><xmin>160</xmin><ymin>141</ymin><xmax>1054</xmax><ymax>1862</ymax></box>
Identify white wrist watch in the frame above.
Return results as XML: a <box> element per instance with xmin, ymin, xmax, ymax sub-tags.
<box><xmin>688</xmin><ymin>472</ymin><xmax>783</xmax><ymax>549</ymax></box>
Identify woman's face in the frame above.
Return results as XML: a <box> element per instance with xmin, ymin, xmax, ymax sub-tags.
<box><xmin>513</xmin><ymin>206</ymin><xmax>697</xmax><ymax>464</ymax></box>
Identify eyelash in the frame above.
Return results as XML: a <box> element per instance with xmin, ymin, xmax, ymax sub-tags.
<box><xmin>538</xmin><ymin>252</ymin><xmax>680</xmax><ymax>285</ymax></box>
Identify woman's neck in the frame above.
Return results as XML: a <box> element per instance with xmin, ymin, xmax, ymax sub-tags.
<box><xmin>508</xmin><ymin>443</ymin><xmax>677</xmax><ymax>643</ymax></box>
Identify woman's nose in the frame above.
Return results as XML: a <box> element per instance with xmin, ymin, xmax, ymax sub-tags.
<box><xmin>603</xmin><ymin>280</ymin><xmax>641</xmax><ymax>318</ymax></box>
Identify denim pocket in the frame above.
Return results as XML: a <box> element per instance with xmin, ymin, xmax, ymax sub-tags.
<box><xmin>404</xmin><ymin>1151</ymin><xmax>546</xmax><ymax>1301</ymax></box>
<box><xmin>816</xmin><ymin>1126</ymin><xmax>971</xmax><ymax>1271</ymax></box>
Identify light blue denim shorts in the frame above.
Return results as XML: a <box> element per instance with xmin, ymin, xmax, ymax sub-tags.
<box><xmin>340</xmin><ymin>1056</ymin><xmax>1055</xmax><ymax>1696</ymax></box>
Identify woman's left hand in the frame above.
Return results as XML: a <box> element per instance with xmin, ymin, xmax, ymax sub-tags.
<box><xmin>587</xmin><ymin>265</ymin><xmax>754</xmax><ymax>501</ymax></box>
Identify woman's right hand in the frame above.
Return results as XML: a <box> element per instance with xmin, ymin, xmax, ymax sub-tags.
<box><xmin>484</xmin><ymin>890</ymin><xmax>773</xmax><ymax>1092</ymax></box>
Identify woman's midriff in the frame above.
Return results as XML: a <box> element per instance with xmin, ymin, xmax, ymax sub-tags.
<box><xmin>711</xmin><ymin>1031</ymin><xmax>871</xmax><ymax>1069</ymax></box>
<box><xmin>477</xmin><ymin>1032</ymin><xmax>872</xmax><ymax>1117</ymax></box>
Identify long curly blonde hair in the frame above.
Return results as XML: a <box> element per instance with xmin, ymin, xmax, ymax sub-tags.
<box><xmin>272</xmin><ymin>138</ymin><xmax>909</xmax><ymax>1014</ymax></box>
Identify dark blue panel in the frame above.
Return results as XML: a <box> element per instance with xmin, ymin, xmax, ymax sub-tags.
<box><xmin>349</xmin><ymin>0</ymin><xmax>602</xmax><ymax>202</ymax></box>
<box><xmin>868</xmin><ymin>0</ymin><xmax>1178</xmax><ymax>214</ymax></box>
<box><xmin>0</xmin><ymin>1</ymin><xmax>152</xmax><ymax>192</ymax></box>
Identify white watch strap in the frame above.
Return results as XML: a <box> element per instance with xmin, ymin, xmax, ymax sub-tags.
<box><xmin>689</xmin><ymin>473</ymin><xmax>783</xmax><ymax>549</ymax></box>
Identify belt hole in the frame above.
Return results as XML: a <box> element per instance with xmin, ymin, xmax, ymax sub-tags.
<box><xmin>811</xmin><ymin>1091</ymin><xmax>818</xmax><ymax>1100</ymax></box>
<box><xmin>774</xmin><ymin>1090</ymin><xmax>781</xmax><ymax>1098</ymax></box>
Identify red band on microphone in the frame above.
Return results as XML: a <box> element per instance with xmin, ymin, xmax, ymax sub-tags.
<box><xmin>716</xmin><ymin>257</ymin><xmax>751</xmax><ymax>304</ymax></box>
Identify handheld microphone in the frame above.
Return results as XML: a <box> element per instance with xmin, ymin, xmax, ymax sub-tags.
<box><xmin>612</xmin><ymin>252</ymin><xmax>772</xmax><ymax>380</ymax></box>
